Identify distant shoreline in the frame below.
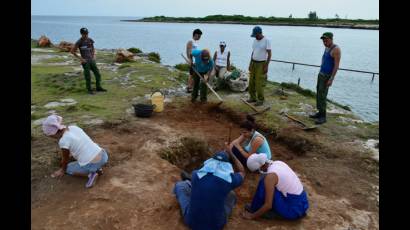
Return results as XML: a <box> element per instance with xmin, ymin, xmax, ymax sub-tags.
<box><xmin>122</xmin><ymin>19</ymin><xmax>379</xmax><ymax>30</ymax></box>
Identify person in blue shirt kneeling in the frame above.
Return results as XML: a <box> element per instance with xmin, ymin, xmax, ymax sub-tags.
<box><xmin>173</xmin><ymin>148</ymin><xmax>245</xmax><ymax>230</ymax></box>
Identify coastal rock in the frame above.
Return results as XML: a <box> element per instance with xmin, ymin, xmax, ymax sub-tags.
<box><xmin>38</xmin><ymin>35</ymin><xmax>52</xmax><ymax>47</ymax></box>
<box><xmin>226</xmin><ymin>70</ymin><xmax>249</xmax><ymax>92</ymax></box>
<box><xmin>115</xmin><ymin>49</ymin><xmax>135</xmax><ymax>63</ymax></box>
<box><xmin>58</xmin><ymin>41</ymin><xmax>74</xmax><ymax>52</ymax></box>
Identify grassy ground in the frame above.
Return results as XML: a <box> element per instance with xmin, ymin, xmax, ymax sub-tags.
<box><xmin>31</xmin><ymin>45</ymin><xmax>378</xmax><ymax>150</ymax></box>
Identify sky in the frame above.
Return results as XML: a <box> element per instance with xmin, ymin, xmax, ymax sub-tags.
<box><xmin>31</xmin><ymin>0</ymin><xmax>379</xmax><ymax>19</ymax></box>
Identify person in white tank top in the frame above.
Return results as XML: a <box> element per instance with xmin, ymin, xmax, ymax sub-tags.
<box><xmin>185</xmin><ymin>29</ymin><xmax>202</xmax><ymax>93</ymax></box>
<box><xmin>212</xmin><ymin>41</ymin><xmax>231</xmax><ymax>90</ymax></box>
<box><xmin>242</xmin><ymin>154</ymin><xmax>309</xmax><ymax>220</ymax></box>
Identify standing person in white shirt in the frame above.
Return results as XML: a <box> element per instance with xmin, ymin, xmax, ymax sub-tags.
<box><xmin>186</xmin><ymin>29</ymin><xmax>202</xmax><ymax>93</ymax></box>
<box><xmin>212</xmin><ymin>41</ymin><xmax>231</xmax><ymax>90</ymax></box>
<box><xmin>248</xmin><ymin>26</ymin><xmax>272</xmax><ymax>106</ymax></box>
<box><xmin>42</xmin><ymin>114</ymin><xmax>109</xmax><ymax>188</ymax></box>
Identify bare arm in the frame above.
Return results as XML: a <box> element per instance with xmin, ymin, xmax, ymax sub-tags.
<box><xmin>248</xmin><ymin>173</ymin><xmax>277</xmax><ymax>219</ymax></box>
<box><xmin>263</xmin><ymin>49</ymin><xmax>272</xmax><ymax>73</ymax></box>
<box><xmin>91</xmin><ymin>43</ymin><xmax>95</xmax><ymax>59</ymax></box>
<box><xmin>71</xmin><ymin>44</ymin><xmax>85</xmax><ymax>63</ymax></box>
<box><xmin>186</xmin><ymin>41</ymin><xmax>193</xmax><ymax>63</ymax></box>
<box><xmin>249</xmin><ymin>136</ymin><xmax>263</xmax><ymax>156</ymax></box>
<box><xmin>213</xmin><ymin>51</ymin><xmax>217</xmax><ymax>63</ymax></box>
<box><xmin>52</xmin><ymin>148</ymin><xmax>70</xmax><ymax>178</ymax></box>
<box><xmin>225</xmin><ymin>142</ymin><xmax>246</xmax><ymax>179</ymax></box>
<box><xmin>249</xmin><ymin>51</ymin><xmax>254</xmax><ymax>71</ymax></box>
<box><xmin>328</xmin><ymin>47</ymin><xmax>341</xmax><ymax>86</ymax></box>
<box><xmin>60</xmin><ymin>148</ymin><xmax>70</xmax><ymax>172</ymax></box>
<box><xmin>227</xmin><ymin>51</ymin><xmax>231</xmax><ymax>70</ymax></box>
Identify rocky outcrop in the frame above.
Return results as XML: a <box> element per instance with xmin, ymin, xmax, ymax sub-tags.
<box><xmin>225</xmin><ymin>70</ymin><xmax>249</xmax><ymax>92</ymax></box>
<box><xmin>38</xmin><ymin>35</ymin><xmax>52</xmax><ymax>47</ymax></box>
<box><xmin>58</xmin><ymin>41</ymin><xmax>74</xmax><ymax>52</ymax></box>
<box><xmin>115</xmin><ymin>49</ymin><xmax>135</xmax><ymax>63</ymax></box>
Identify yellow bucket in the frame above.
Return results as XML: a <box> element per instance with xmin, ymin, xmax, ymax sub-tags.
<box><xmin>151</xmin><ymin>91</ymin><xmax>164</xmax><ymax>112</ymax></box>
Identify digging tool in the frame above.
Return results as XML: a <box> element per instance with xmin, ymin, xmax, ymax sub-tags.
<box><xmin>250</xmin><ymin>106</ymin><xmax>271</xmax><ymax>116</ymax></box>
<box><xmin>228</xmin><ymin>123</ymin><xmax>233</xmax><ymax>143</ymax></box>
<box><xmin>240</xmin><ymin>98</ymin><xmax>270</xmax><ymax>116</ymax></box>
<box><xmin>240</xmin><ymin>98</ymin><xmax>259</xmax><ymax>112</ymax></box>
<box><xmin>181</xmin><ymin>53</ymin><xmax>224</xmax><ymax>103</ymax></box>
<box><xmin>282</xmin><ymin>112</ymin><xmax>317</xmax><ymax>131</ymax></box>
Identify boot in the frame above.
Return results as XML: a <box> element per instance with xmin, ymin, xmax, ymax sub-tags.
<box><xmin>315</xmin><ymin>113</ymin><xmax>327</xmax><ymax>125</ymax></box>
<box><xmin>309</xmin><ymin>112</ymin><xmax>321</xmax><ymax>119</ymax></box>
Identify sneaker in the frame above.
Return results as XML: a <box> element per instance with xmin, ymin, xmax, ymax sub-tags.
<box><xmin>96</xmin><ymin>87</ymin><xmax>107</xmax><ymax>92</ymax></box>
<box><xmin>255</xmin><ymin>101</ymin><xmax>264</xmax><ymax>106</ymax></box>
<box><xmin>246</xmin><ymin>99</ymin><xmax>257</xmax><ymax>103</ymax></box>
<box><xmin>309</xmin><ymin>112</ymin><xmax>321</xmax><ymax>119</ymax></box>
<box><xmin>180</xmin><ymin>171</ymin><xmax>192</xmax><ymax>181</ymax></box>
<box><xmin>97</xmin><ymin>168</ymin><xmax>104</xmax><ymax>176</ymax></box>
<box><xmin>85</xmin><ymin>172</ymin><xmax>98</xmax><ymax>188</ymax></box>
<box><xmin>88</xmin><ymin>90</ymin><xmax>95</xmax><ymax>95</ymax></box>
<box><xmin>315</xmin><ymin>116</ymin><xmax>327</xmax><ymax>125</ymax></box>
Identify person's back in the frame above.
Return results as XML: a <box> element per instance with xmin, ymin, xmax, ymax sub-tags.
<box><xmin>59</xmin><ymin>125</ymin><xmax>101</xmax><ymax>166</ymax></box>
<box><xmin>186</xmin><ymin>170</ymin><xmax>243</xmax><ymax>230</ymax></box>
<box><xmin>268</xmin><ymin>161</ymin><xmax>303</xmax><ymax>196</ymax></box>
<box><xmin>244</xmin><ymin>130</ymin><xmax>272</xmax><ymax>160</ymax></box>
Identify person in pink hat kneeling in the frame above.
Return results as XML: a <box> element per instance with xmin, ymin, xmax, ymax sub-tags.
<box><xmin>42</xmin><ymin>114</ymin><xmax>109</xmax><ymax>188</ymax></box>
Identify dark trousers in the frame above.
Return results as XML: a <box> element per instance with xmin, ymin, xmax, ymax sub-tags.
<box><xmin>231</xmin><ymin>145</ymin><xmax>248</xmax><ymax>168</ymax></box>
<box><xmin>192</xmin><ymin>72</ymin><xmax>208</xmax><ymax>102</ymax></box>
<box><xmin>82</xmin><ymin>60</ymin><xmax>102</xmax><ymax>91</ymax></box>
<box><xmin>316</xmin><ymin>73</ymin><xmax>331</xmax><ymax>116</ymax></box>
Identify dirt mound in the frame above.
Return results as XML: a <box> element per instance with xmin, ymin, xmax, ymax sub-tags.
<box><xmin>31</xmin><ymin>101</ymin><xmax>379</xmax><ymax>230</ymax></box>
<box><xmin>275</xmin><ymin>127</ymin><xmax>315</xmax><ymax>155</ymax></box>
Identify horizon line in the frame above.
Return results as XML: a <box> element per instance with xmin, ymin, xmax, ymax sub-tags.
<box><xmin>31</xmin><ymin>14</ymin><xmax>379</xmax><ymax>20</ymax></box>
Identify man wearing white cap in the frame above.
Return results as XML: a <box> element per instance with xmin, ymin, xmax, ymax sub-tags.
<box><xmin>42</xmin><ymin>114</ymin><xmax>109</xmax><ymax>188</ymax></box>
<box><xmin>212</xmin><ymin>41</ymin><xmax>231</xmax><ymax>90</ymax></box>
<box><xmin>242</xmin><ymin>154</ymin><xmax>309</xmax><ymax>220</ymax></box>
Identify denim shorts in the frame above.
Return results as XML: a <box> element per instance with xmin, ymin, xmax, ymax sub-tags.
<box><xmin>66</xmin><ymin>149</ymin><xmax>109</xmax><ymax>175</ymax></box>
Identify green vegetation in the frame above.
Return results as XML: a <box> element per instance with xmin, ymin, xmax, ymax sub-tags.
<box><xmin>137</xmin><ymin>14</ymin><xmax>378</xmax><ymax>28</ymax></box>
<box><xmin>148</xmin><ymin>52</ymin><xmax>161</xmax><ymax>63</ymax></box>
<box><xmin>31</xmin><ymin>46</ymin><xmax>377</xmax><ymax>148</ymax></box>
<box><xmin>127</xmin><ymin>47</ymin><xmax>142</xmax><ymax>54</ymax></box>
<box><xmin>174</xmin><ymin>63</ymin><xmax>190</xmax><ymax>72</ymax></box>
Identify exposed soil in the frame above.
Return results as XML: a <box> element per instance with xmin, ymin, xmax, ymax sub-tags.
<box><xmin>31</xmin><ymin>102</ymin><xmax>379</xmax><ymax>230</ymax></box>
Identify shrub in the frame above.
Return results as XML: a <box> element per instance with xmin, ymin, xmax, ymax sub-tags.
<box><xmin>148</xmin><ymin>52</ymin><xmax>161</xmax><ymax>63</ymax></box>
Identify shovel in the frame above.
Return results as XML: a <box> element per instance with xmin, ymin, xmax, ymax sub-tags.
<box><xmin>240</xmin><ymin>98</ymin><xmax>270</xmax><ymax>115</ymax></box>
<box><xmin>282</xmin><ymin>113</ymin><xmax>317</xmax><ymax>131</ymax></box>
<box><xmin>181</xmin><ymin>53</ymin><xmax>223</xmax><ymax>103</ymax></box>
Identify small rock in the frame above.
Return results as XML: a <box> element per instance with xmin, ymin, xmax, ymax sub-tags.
<box><xmin>83</xmin><ymin>119</ymin><xmax>104</xmax><ymax>125</ymax></box>
<box><xmin>279</xmin><ymin>108</ymin><xmax>289</xmax><ymax>114</ymax></box>
<box><xmin>38</xmin><ymin>35</ymin><xmax>52</xmax><ymax>47</ymax></box>
<box><xmin>60</xmin><ymin>98</ymin><xmax>76</xmax><ymax>103</ymax></box>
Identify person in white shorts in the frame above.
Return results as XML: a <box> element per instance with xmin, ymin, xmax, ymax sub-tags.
<box><xmin>212</xmin><ymin>41</ymin><xmax>231</xmax><ymax>90</ymax></box>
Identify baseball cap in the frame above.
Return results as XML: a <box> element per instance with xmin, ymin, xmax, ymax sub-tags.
<box><xmin>80</xmin><ymin>27</ymin><xmax>89</xmax><ymax>34</ymax></box>
<box><xmin>219</xmin><ymin>41</ymin><xmax>226</xmax><ymax>47</ymax></box>
<box><xmin>251</xmin><ymin>26</ymin><xmax>262</xmax><ymax>37</ymax></box>
<box><xmin>320</xmin><ymin>32</ymin><xmax>333</xmax><ymax>39</ymax></box>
